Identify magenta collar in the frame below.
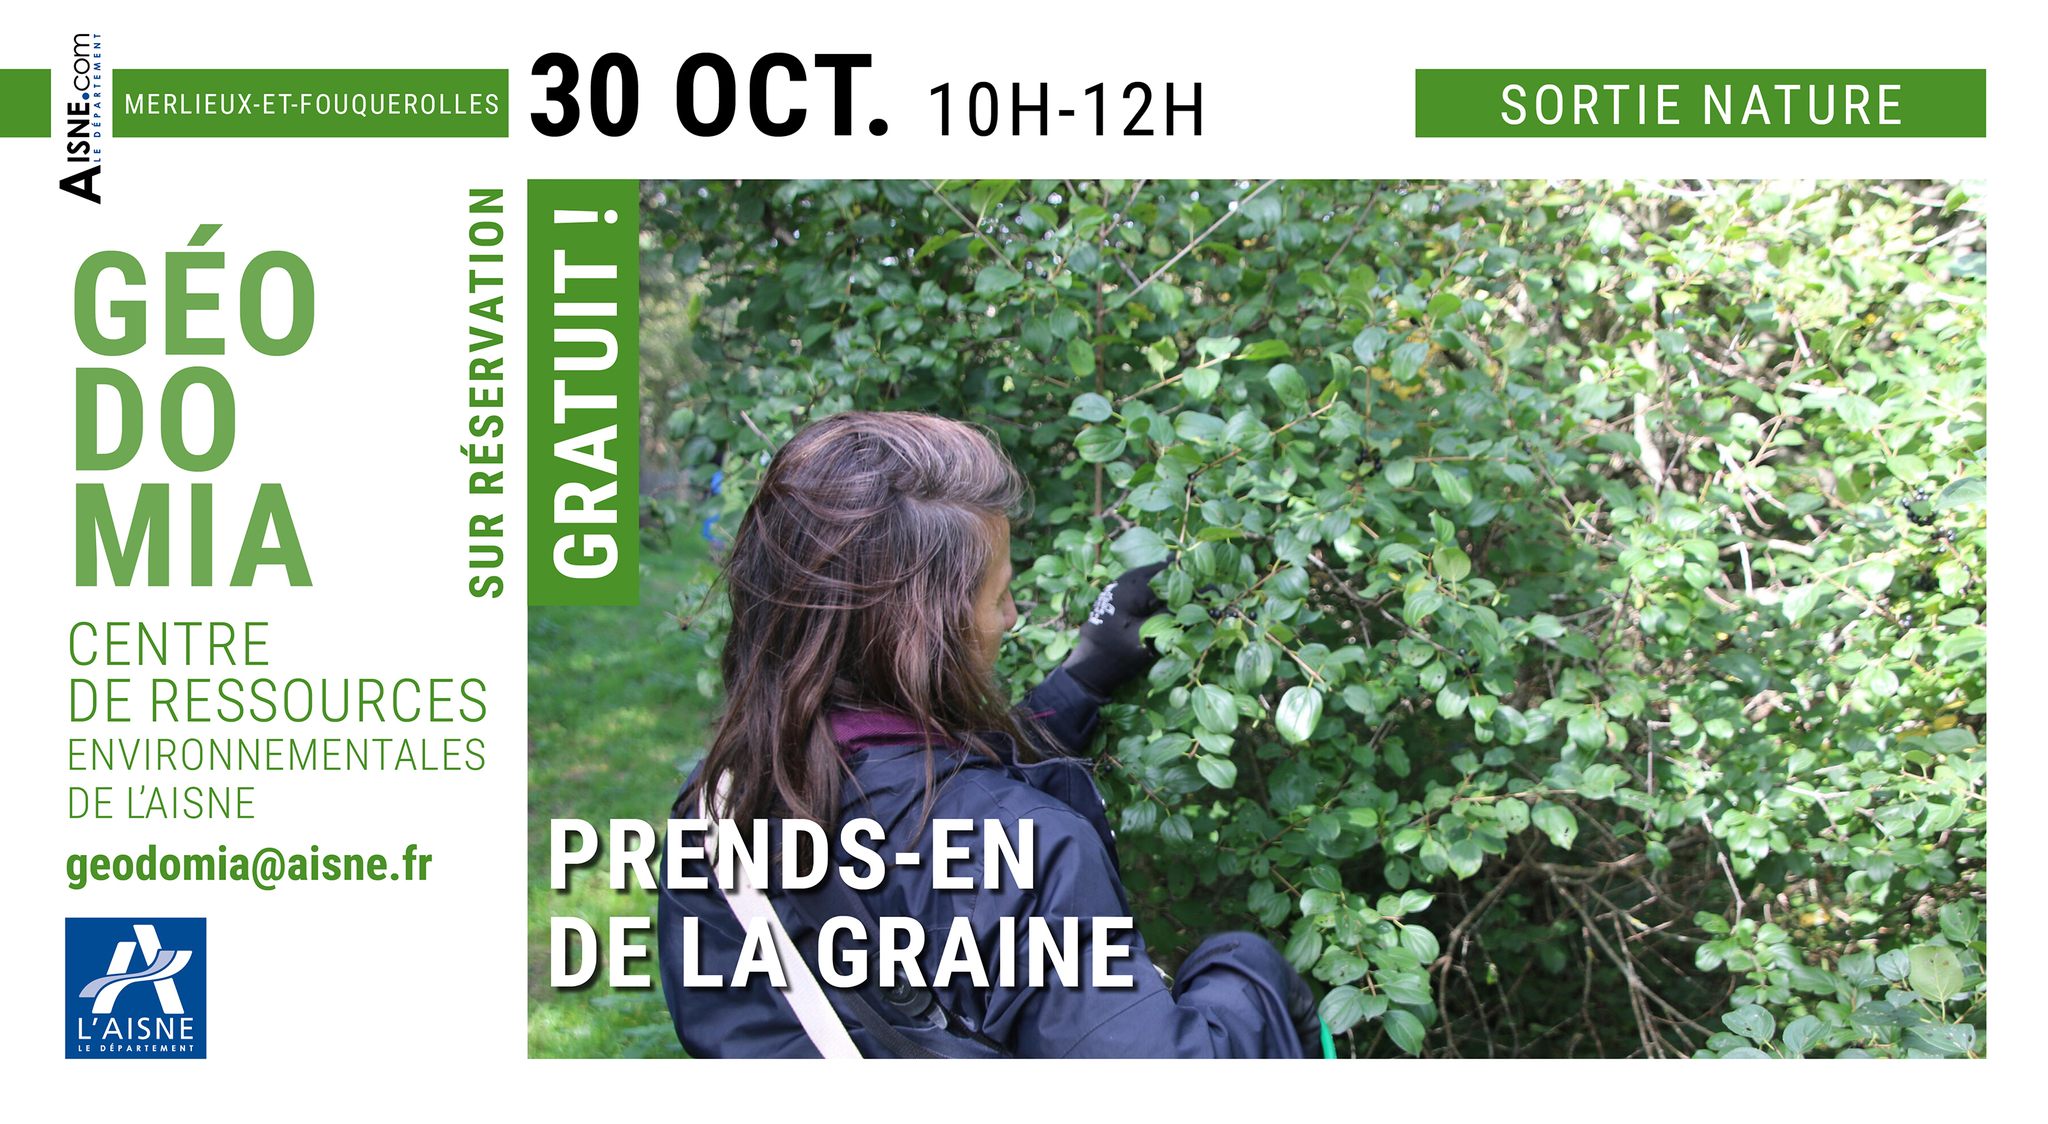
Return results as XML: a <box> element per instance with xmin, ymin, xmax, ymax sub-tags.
<box><xmin>828</xmin><ymin>708</ymin><xmax>943</xmax><ymax>756</ymax></box>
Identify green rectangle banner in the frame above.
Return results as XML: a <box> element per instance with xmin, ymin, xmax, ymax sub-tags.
<box><xmin>529</xmin><ymin>180</ymin><xmax>640</xmax><ymax>607</ymax></box>
<box><xmin>113</xmin><ymin>69</ymin><xmax>507</xmax><ymax>136</ymax></box>
<box><xmin>1416</xmin><ymin>69</ymin><xmax>1985</xmax><ymax>136</ymax></box>
<box><xmin>0</xmin><ymin>69</ymin><xmax>50</xmax><ymax>136</ymax></box>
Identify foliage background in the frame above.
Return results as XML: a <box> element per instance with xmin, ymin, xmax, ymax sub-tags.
<box><xmin>537</xmin><ymin>178</ymin><xmax>1987</xmax><ymax>1059</ymax></box>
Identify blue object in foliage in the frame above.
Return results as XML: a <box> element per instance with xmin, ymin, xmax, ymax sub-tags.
<box><xmin>700</xmin><ymin>471</ymin><xmax>728</xmax><ymax>544</ymax></box>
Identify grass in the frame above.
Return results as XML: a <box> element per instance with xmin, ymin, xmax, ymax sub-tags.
<box><xmin>528</xmin><ymin>537</ymin><xmax>716</xmax><ymax>1058</ymax></box>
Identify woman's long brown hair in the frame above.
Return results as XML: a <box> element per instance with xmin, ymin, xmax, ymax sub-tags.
<box><xmin>681</xmin><ymin>411</ymin><xmax>1030</xmax><ymax>829</ymax></box>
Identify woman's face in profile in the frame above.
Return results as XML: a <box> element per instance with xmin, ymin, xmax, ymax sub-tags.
<box><xmin>971</xmin><ymin>518</ymin><xmax>1019</xmax><ymax>672</ymax></box>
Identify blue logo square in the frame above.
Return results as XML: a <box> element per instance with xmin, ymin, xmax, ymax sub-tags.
<box><xmin>65</xmin><ymin>918</ymin><xmax>207</xmax><ymax>1059</ymax></box>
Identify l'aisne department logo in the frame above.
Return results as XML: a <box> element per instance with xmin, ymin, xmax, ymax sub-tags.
<box><xmin>65</xmin><ymin>918</ymin><xmax>206</xmax><ymax>1058</ymax></box>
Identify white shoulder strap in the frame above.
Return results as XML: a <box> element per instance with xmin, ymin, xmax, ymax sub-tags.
<box><xmin>703</xmin><ymin>775</ymin><xmax>866</xmax><ymax>1060</ymax></box>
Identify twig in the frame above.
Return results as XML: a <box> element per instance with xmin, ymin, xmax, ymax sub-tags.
<box><xmin>1432</xmin><ymin>859</ymin><xmax>1528</xmax><ymax>973</ymax></box>
<box><xmin>1321</xmin><ymin>186</ymin><xmax>1385</xmax><ymax>273</ymax></box>
<box><xmin>1724</xmin><ymin>511</ymin><xmax>1754</xmax><ymax>597</ymax></box>
<box><xmin>1554</xmin><ymin>883</ymin><xmax>1710</xmax><ymax>1037</ymax></box>
<box><xmin>1126</xmin><ymin>179</ymin><xmax>1279</xmax><ymax>300</ymax></box>
<box><xmin>920</xmin><ymin>179</ymin><xmax>1014</xmax><ymax>266</ymax></box>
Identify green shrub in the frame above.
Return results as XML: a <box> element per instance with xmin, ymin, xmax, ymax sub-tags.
<box><xmin>644</xmin><ymin>179</ymin><xmax>1987</xmax><ymax>1057</ymax></box>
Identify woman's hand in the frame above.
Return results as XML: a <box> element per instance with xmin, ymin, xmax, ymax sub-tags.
<box><xmin>1059</xmin><ymin>560</ymin><xmax>1170</xmax><ymax>696</ymax></box>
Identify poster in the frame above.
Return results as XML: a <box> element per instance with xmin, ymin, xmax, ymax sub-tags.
<box><xmin>3</xmin><ymin>1</ymin><xmax>2026</xmax><ymax>1115</ymax></box>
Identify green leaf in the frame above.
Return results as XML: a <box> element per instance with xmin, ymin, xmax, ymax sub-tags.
<box><xmin>1782</xmin><ymin>583</ymin><xmax>1825</xmax><ymax>623</ymax></box>
<box><xmin>1352</xmin><ymin>326</ymin><xmax>1391</xmax><ymax>365</ymax></box>
<box><xmin>1721</xmin><ymin>1004</ymin><xmax>1774</xmax><ymax>1044</ymax></box>
<box><xmin>1395</xmin><ymin>926</ymin><xmax>1439</xmax><ymax>965</ymax></box>
<box><xmin>1160</xmin><ymin>814</ymin><xmax>1193</xmax><ymax>844</ymax></box>
<box><xmin>1933</xmin><ymin>476</ymin><xmax>1986</xmax><ymax>512</ymax></box>
<box><xmin>1380</xmin><ymin>972</ymin><xmax>1431</xmax><ymax>1007</ymax></box>
<box><xmin>1319</xmin><ymin>986</ymin><xmax>1384</xmax><ymax>1034</ymax></box>
<box><xmin>1431</xmin><ymin>463</ymin><xmax>1473</xmax><ymax>507</ymax></box>
<box><xmin>1276</xmin><ymin>685</ymin><xmax>1324</xmax><ymax>744</ymax></box>
<box><xmin>1075</xmin><ymin>425</ymin><xmax>1125</xmax><ymax>463</ymax></box>
<box><xmin>1196</xmin><ymin>754</ymin><xmax>1238</xmax><ymax>789</ymax></box>
<box><xmin>1398</xmin><ymin>889</ymin><xmax>1436</xmax><ymax>914</ymax></box>
<box><xmin>1182</xmin><ymin>365</ymin><xmax>1221</xmax><ymax>400</ymax></box>
<box><xmin>1111</xmin><ymin>526</ymin><xmax>1168</xmax><ymax>568</ymax></box>
<box><xmin>1780</xmin><ymin>1015</ymin><xmax>1823</xmax><ymax>1057</ymax></box>
<box><xmin>1385</xmin><ymin>458</ymin><xmax>1416</xmax><ymax>487</ymax></box>
<box><xmin>1427</xmin><ymin>292</ymin><xmax>1461</xmax><ymax>319</ymax></box>
<box><xmin>914</xmin><ymin>230</ymin><xmax>962</xmax><ymax>262</ymax></box>
<box><xmin>1494</xmin><ymin>799</ymin><xmax>1530</xmax><ymax>834</ymax></box>
<box><xmin>1234</xmin><ymin>641</ymin><xmax>1274</xmax><ymax>691</ymax></box>
<box><xmin>1908</xmin><ymin>944</ymin><xmax>1965</xmax><ymax>1003</ymax></box>
<box><xmin>968</xmin><ymin>178</ymin><xmax>1017</xmax><ymax>214</ymax></box>
<box><xmin>1192</xmin><ymin>684</ymin><xmax>1238</xmax><ymax>735</ymax></box>
<box><xmin>974</xmin><ymin>263</ymin><xmax>1022</xmax><ymax>294</ymax></box>
<box><xmin>1839</xmin><ymin>952</ymin><xmax>1878</xmax><ymax>987</ymax></box>
<box><xmin>1068</xmin><ymin>392</ymin><xmax>1113</xmax><ymax>422</ymax></box>
<box><xmin>1173</xmin><ymin>411</ymin><xmax>1227</xmax><ymax>445</ymax></box>
<box><xmin>1432</xmin><ymin>545</ymin><xmax>1471</xmax><ymax>583</ymax></box>
<box><xmin>1382</xmin><ymin>1008</ymin><xmax>1427</xmax><ymax>1055</ymax></box>
<box><xmin>1578</xmin><ymin>764</ymin><xmax>1625</xmax><ymax>800</ymax></box>
<box><xmin>1446</xmin><ymin>838</ymin><xmax>1483</xmax><ymax>879</ymax></box>
<box><xmin>1938</xmin><ymin>900</ymin><xmax>1980</xmax><ymax>945</ymax></box>
<box><xmin>1066</xmin><ymin>336</ymin><xmax>1096</xmax><ymax>377</ymax></box>
<box><xmin>1531</xmin><ymin>802</ymin><xmax>1578</xmax><ymax>850</ymax></box>
<box><xmin>1284</xmin><ymin>925</ymin><xmax>1323</xmax><ymax>971</ymax></box>
<box><xmin>1389</xmin><ymin>340</ymin><xmax>1430</xmax><ymax>380</ymax></box>
<box><xmin>1855</xmin><ymin>559</ymin><xmax>1895</xmax><ymax>596</ymax></box>
<box><xmin>1831</xmin><ymin>393</ymin><xmax>1880</xmax><ymax>430</ymax></box>
<box><xmin>1266</xmin><ymin>363</ymin><xmax>1308</xmax><ymax>406</ymax></box>
<box><xmin>1143</xmin><ymin>338</ymin><xmax>1177</xmax><ymax>375</ymax></box>
<box><xmin>1589</xmin><ymin>211</ymin><xmax>1623</xmax><ymax>248</ymax></box>
<box><xmin>1435</xmin><ymin>682</ymin><xmax>1469</xmax><ymax>721</ymax></box>
<box><xmin>1905</xmin><ymin>1022</ymin><xmax>1975</xmax><ymax>1057</ymax></box>
<box><xmin>1314</xmin><ymin>950</ymin><xmax>1370</xmax><ymax>986</ymax></box>
<box><xmin>1300</xmin><ymin>888</ymin><xmax>1341</xmax><ymax>917</ymax></box>
<box><xmin>1567</xmin><ymin>708</ymin><xmax>1606</xmax><ymax>751</ymax></box>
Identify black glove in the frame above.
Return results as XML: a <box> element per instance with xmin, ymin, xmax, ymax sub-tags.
<box><xmin>1284</xmin><ymin>967</ymin><xmax>1322</xmax><ymax>1058</ymax></box>
<box><xmin>1059</xmin><ymin>559</ymin><xmax>1169</xmax><ymax>696</ymax></box>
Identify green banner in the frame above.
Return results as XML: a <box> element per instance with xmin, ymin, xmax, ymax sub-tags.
<box><xmin>112</xmin><ymin>69</ymin><xmax>507</xmax><ymax>137</ymax></box>
<box><xmin>0</xmin><ymin>69</ymin><xmax>49</xmax><ymax>136</ymax></box>
<box><xmin>529</xmin><ymin>180</ymin><xmax>639</xmax><ymax>607</ymax></box>
<box><xmin>1416</xmin><ymin>69</ymin><xmax>1985</xmax><ymax>137</ymax></box>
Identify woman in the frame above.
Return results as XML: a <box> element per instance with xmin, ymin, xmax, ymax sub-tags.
<box><xmin>657</xmin><ymin>411</ymin><xmax>1316</xmax><ymax>1058</ymax></box>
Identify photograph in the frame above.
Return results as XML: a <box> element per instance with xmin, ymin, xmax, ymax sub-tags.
<box><xmin>529</xmin><ymin>177</ymin><xmax>1988</xmax><ymax>1059</ymax></box>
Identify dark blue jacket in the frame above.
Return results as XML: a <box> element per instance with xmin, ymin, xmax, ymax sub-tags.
<box><xmin>656</xmin><ymin>665</ymin><xmax>1308</xmax><ymax>1058</ymax></box>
